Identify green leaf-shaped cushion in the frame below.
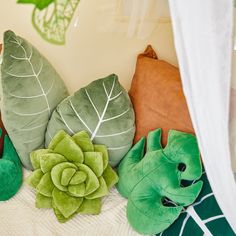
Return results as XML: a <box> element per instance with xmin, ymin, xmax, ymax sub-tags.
<box><xmin>156</xmin><ymin>172</ymin><xmax>235</xmax><ymax>236</ymax></box>
<box><xmin>45</xmin><ymin>74</ymin><xmax>135</xmax><ymax>167</ymax></box>
<box><xmin>0</xmin><ymin>129</ymin><xmax>22</xmax><ymax>201</ymax></box>
<box><xmin>117</xmin><ymin>129</ymin><xmax>203</xmax><ymax>235</ymax></box>
<box><xmin>0</xmin><ymin>30</ymin><xmax>68</xmax><ymax>169</ymax></box>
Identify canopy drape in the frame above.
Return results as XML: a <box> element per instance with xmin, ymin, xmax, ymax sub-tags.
<box><xmin>98</xmin><ymin>0</ymin><xmax>170</xmax><ymax>38</ymax></box>
<box><xmin>168</xmin><ymin>0</ymin><xmax>236</xmax><ymax>232</ymax></box>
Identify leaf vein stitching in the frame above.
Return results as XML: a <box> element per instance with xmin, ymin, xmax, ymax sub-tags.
<box><xmin>85</xmin><ymin>89</ymin><xmax>101</xmax><ymax>119</ymax></box>
<box><xmin>102</xmin><ymin>107</ymin><xmax>130</xmax><ymax>123</ymax></box>
<box><xmin>58</xmin><ymin>109</ymin><xmax>75</xmax><ymax>134</ymax></box>
<box><xmin>95</xmin><ymin>126</ymin><xmax>134</xmax><ymax>138</ymax></box>
<box><xmin>90</xmin><ymin>78</ymin><xmax>116</xmax><ymax>141</ymax></box>
<box><xmin>69</xmin><ymin>99</ymin><xmax>92</xmax><ymax>133</ymax></box>
<box><xmin>9</xmin><ymin>37</ymin><xmax>51</xmax><ymax>116</ymax></box>
<box><xmin>13</xmin><ymin>108</ymin><xmax>49</xmax><ymax>116</ymax></box>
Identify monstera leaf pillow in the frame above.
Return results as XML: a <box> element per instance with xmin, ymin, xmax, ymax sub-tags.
<box><xmin>0</xmin><ymin>30</ymin><xmax>68</xmax><ymax>169</ymax></box>
<box><xmin>45</xmin><ymin>74</ymin><xmax>135</xmax><ymax>167</ymax></box>
<box><xmin>117</xmin><ymin>128</ymin><xmax>203</xmax><ymax>235</ymax></box>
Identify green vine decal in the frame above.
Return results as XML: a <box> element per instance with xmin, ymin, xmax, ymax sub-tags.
<box><xmin>17</xmin><ymin>0</ymin><xmax>80</xmax><ymax>45</ymax></box>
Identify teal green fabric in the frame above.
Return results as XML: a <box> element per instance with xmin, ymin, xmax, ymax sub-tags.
<box><xmin>157</xmin><ymin>172</ymin><xmax>235</xmax><ymax>236</ymax></box>
<box><xmin>45</xmin><ymin>74</ymin><xmax>135</xmax><ymax>167</ymax></box>
<box><xmin>0</xmin><ymin>129</ymin><xmax>23</xmax><ymax>201</ymax></box>
<box><xmin>27</xmin><ymin>130</ymin><xmax>118</xmax><ymax>223</ymax></box>
<box><xmin>117</xmin><ymin>129</ymin><xmax>203</xmax><ymax>235</ymax></box>
<box><xmin>0</xmin><ymin>30</ymin><xmax>69</xmax><ymax>169</ymax></box>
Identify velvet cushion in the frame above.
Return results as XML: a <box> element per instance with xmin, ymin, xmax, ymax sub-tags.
<box><xmin>129</xmin><ymin>45</ymin><xmax>194</xmax><ymax>146</ymax></box>
<box><xmin>0</xmin><ymin>30</ymin><xmax>69</xmax><ymax>169</ymax></box>
<box><xmin>0</xmin><ymin>43</ymin><xmax>22</xmax><ymax>201</ymax></box>
<box><xmin>0</xmin><ymin>44</ymin><xmax>6</xmax><ymax>156</ymax></box>
<box><xmin>0</xmin><ymin>128</ymin><xmax>22</xmax><ymax>201</ymax></box>
<box><xmin>0</xmin><ymin>114</ymin><xmax>7</xmax><ymax>157</ymax></box>
<box><xmin>117</xmin><ymin>129</ymin><xmax>203</xmax><ymax>235</ymax></box>
<box><xmin>27</xmin><ymin>130</ymin><xmax>118</xmax><ymax>222</ymax></box>
<box><xmin>156</xmin><ymin>172</ymin><xmax>235</xmax><ymax>235</ymax></box>
<box><xmin>45</xmin><ymin>74</ymin><xmax>135</xmax><ymax>167</ymax></box>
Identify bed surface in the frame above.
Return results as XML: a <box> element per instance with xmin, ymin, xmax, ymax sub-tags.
<box><xmin>0</xmin><ymin>169</ymin><xmax>140</xmax><ymax>236</ymax></box>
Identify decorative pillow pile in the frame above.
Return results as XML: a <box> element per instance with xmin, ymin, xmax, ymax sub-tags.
<box><xmin>0</xmin><ymin>30</ymin><xmax>69</xmax><ymax>169</ymax></box>
<box><xmin>27</xmin><ymin>130</ymin><xmax>118</xmax><ymax>222</ymax></box>
<box><xmin>45</xmin><ymin>74</ymin><xmax>135</xmax><ymax>167</ymax></box>
<box><xmin>129</xmin><ymin>45</ymin><xmax>194</xmax><ymax>146</ymax></box>
<box><xmin>157</xmin><ymin>172</ymin><xmax>235</xmax><ymax>236</ymax></box>
<box><xmin>117</xmin><ymin>128</ymin><xmax>203</xmax><ymax>235</ymax></box>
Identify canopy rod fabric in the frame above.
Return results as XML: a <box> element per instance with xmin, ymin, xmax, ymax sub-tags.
<box><xmin>168</xmin><ymin>0</ymin><xmax>236</xmax><ymax>232</ymax></box>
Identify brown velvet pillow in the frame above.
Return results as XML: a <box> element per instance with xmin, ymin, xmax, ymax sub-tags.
<box><xmin>129</xmin><ymin>45</ymin><xmax>194</xmax><ymax>146</ymax></box>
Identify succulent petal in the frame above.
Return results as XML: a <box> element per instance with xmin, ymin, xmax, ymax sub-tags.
<box><xmin>52</xmin><ymin>188</ymin><xmax>83</xmax><ymax>218</ymax></box>
<box><xmin>102</xmin><ymin>165</ymin><xmax>119</xmax><ymax>189</ymax></box>
<box><xmin>94</xmin><ymin>145</ymin><xmax>109</xmax><ymax>171</ymax></box>
<box><xmin>51</xmin><ymin>162</ymin><xmax>77</xmax><ymax>191</ymax></box>
<box><xmin>69</xmin><ymin>171</ymin><xmax>87</xmax><ymax>185</ymax></box>
<box><xmin>40</xmin><ymin>153</ymin><xmax>66</xmax><ymax>173</ymax></box>
<box><xmin>68</xmin><ymin>183</ymin><xmax>86</xmax><ymax>197</ymax></box>
<box><xmin>77</xmin><ymin>164</ymin><xmax>99</xmax><ymax>195</ymax></box>
<box><xmin>78</xmin><ymin>198</ymin><xmax>102</xmax><ymax>215</ymax></box>
<box><xmin>49</xmin><ymin>130</ymin><xmax>84</xmax><ymax>163</ymax></box>
<box><xmin>36</xmin><ymin>172</ymin><xmax>54</xmax><ymax>197</ymax></box>
<box><xmin>52</xmin><ymin>201</ymin><xmax>77</xmax><ymax>223</ymax></box>
<box><xmin>85</xmin><ymin>177</ymin><xmax>108</xmax><ymax>199</ymax></box>
<box><xmin>30</xmin><ymin>149</ymin><xmax>53</xmax><ymax>170</ymax></box>
<box><xmin>26</xmin><ymin>169</ymin><xmax>44</xmax><ymax>188</ymax></box>
<box><xmin>73</xmin><ymin>131</ymin><xmax>94</xmax><ymax>152</ymax></box>
<box><xmin>61</xmin><ymin>168</ymin><xmax>76</xmax><ymax>186</ymax></box>
<box><xmin>36</xmin><ymin>192</ymin><xmax>52</xmax><ymax>209</ymax></box>
<box><xmin>84</xmin><ymin>152</ymin><xmax>104</xmax><ymax>177</ymax></box>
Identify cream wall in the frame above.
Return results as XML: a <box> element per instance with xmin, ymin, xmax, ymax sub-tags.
<box><xmin>0</xmin><ymin>0</ymin><xmax>177</xmax><ymax>93</ymax></box>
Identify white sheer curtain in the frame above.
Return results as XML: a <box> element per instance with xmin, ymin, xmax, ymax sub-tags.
<box><xmin>230</xmin><ymin>8</ymin><xmax>236</xmax><ymax>172</ymax></box>
<box><xmin>98</xmin><ymin>0</ymin><xmax>170</xmax><ymax>39</ymax></box>
<box><xmin>168</xmin><ymin>0</ymin><xmax>236</xmax><ymax>232</ymax></box>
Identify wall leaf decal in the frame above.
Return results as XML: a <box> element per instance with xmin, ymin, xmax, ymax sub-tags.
<box><xmin>17</xmin><ymin>0</ymin><xmax>54</xmax><ymax>10</ymax></box>
<box><xmin>17</xmin><ymin>0</ymin><xmax>80</xmax><ymax>45</ymax></box>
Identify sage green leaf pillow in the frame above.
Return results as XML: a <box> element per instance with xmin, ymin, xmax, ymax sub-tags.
<box><xmin>45</xmin><ymin>74</ymin><xmax>135</xmax><ymax>167</ymax></box>
<box><xmin>0</xmin><ymin>30</ymin><xmax>68</xmax><ymax>169</ymax></box>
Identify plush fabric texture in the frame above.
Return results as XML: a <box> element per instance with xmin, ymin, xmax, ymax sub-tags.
<box><xmin>129</xmin><ymin>45</ymin><xmax>194</xmax><ymax>146</ymax></box>
<box><xmin>0</xmin><ymin>114</ymin><xmax>7</xmax><ymax>157</ymax></box>
<box><xmin>0</xmin><ymin>128</ymin><xmax>23</xmax><ymax>201</ymax></box>
<box><xmin>0</xmin><ymin>30</ymin><xmax>69</xmax><ymax>169</ymax></box>
<box><xmin>27</xmin><ymin>130</ymin><xmax>118</xmax><ymax>223</ymax></box>
<box><xmin>45</xmin><ymin>74</ymin><xmax>135</xmax><ymax>167</ymax></box>
<box><xmin>117</xmin><ymin>129</ymin><xmax>203</xmax><ymax>235</ymax></box>
<box><xmin>157</xmin><ymin>172</ymin><xmax>235</xmax><ymax>235</ymax></box>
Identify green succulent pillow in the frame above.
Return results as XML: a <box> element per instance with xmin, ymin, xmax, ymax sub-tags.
<box><xmin>117</xmin><ymin>128</ymin><xmax>203</xmax><ymax>235</ymax></box>
<box><xmin>45</xmin><ymin>74</ymin><xmax>135</xmax><ymax>167</ymax></box>
<box><xmin>27</xmin><ymin>130</ymin><xmax>118</xmax><ymax>223</ymax></box>
<box><xmin>0</xmin><ymin>30</ymin><xmax>69</xmax><ymax>169</ymax></box>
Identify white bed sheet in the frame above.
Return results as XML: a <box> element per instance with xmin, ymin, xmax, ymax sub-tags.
<box><xmin>0</xmin><ymin>169</ymin><xmax>140</xmax><ymax>236</ymax></box>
